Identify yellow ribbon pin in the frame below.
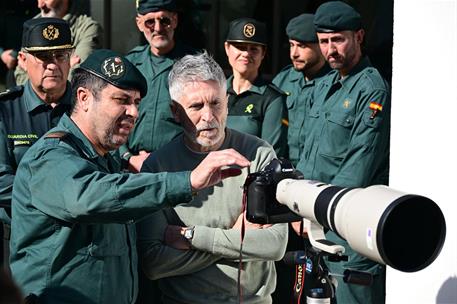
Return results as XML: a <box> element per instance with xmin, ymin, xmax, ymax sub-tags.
<box><xmin>245</xmin><ymin>104</ymin><xmax>254</xmax><ymax>113</ymax></box>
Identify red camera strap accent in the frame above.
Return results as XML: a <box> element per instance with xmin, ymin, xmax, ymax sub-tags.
<box><xmin>292</xmin><ymin>264</ymin><xmax>306</xmax><ymax>303</ymax></box>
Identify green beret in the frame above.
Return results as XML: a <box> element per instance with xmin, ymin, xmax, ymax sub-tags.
<box><xmin>78</xmin><ymin>49</ymin><xmax>147</xmax><ymax>98</ymax></box>
<box><xmin>286</xmin><ymin>14</ymin><xmax>318</xmax><ymax>43</ymax></box>
<box><xmin>136</xmin><ymin>0</ymin><xmax>176</xmax><ymax>14</ymax></box>
<box><xmin>22</xmin><ymin>18</ymin><xmax>73</xmax><ymax>52</ymax></box>
<box><xmin>226</xmin><ymin>18</ymin><xmax>267</xmax><ymax>46</ymax></box>
<box><xmin>314</xmin><ymin>1</ymin><xmax>362</xmax><ymax>33</ymax></box>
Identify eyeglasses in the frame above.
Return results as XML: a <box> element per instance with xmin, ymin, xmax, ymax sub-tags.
<box><xmin>27</xmin><ymin>49</ymin><xmax>72</xmax><ymax>63</ymax></box>
<box><xmin>143</xmin><ymin>16</ymin><xmax>172</xmax><ymax>29</ymax></box>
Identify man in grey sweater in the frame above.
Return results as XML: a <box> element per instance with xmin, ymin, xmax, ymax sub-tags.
<box><xmin>137</xmin><ymin>52</ymin><xmax>288</xmax><ymax>304</ymax></box>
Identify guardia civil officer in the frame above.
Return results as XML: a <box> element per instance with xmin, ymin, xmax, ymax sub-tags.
<box><xmin>0</xmin><ymin>18</ymin><xmax>74</xmax><ymax>267</ymax></box>
<box><xmin>14</xmin><ymin>0</ymin><xmax>103</xmax><ymax>86</ymax></box>
<box><xmin>271</xmin><ymin>15</ymin><xmax>332</xmax><ymax>302</ymax></box>
<box><xmin>297</xmin><ymin>2</ymin><xmax>391</xmax><ymax>303</ymax></box>
<box><xmin>9</xmin><ymin>49</ymin><xmax>250</xmax><ymax>303</ymax></box>
<box><xmin>224</xmin><ymin>18</ymin><xmax>288</xmax><ymax>158</ymax></box>
<box><xmin>120</xmin><ymin>0</ymin><xmax>197</xmax><ymax>172</ymax></box>
<box><xmin>272</xmin><ymin>13</ymin><xmax>330</xmax><ymax>167</ymax></box>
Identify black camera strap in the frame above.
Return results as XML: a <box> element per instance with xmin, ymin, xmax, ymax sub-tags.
<box><xmin>237</xmin><ymin>168</ymin><xmax>257</xmax><ymax>304</ymax></box>
<box><xmin>292</xmin><ymin>264</ymin><xmax>306</xmax><ymax>303</ymax></box>
<box><xmin>292</xmin><ymin>221</ymin><xmax>306</xmax><ymax>304</ymax></box>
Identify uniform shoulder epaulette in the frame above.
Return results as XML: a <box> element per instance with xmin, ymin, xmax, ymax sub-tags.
<box><xmin>361</xmin><ymin>67</ymin><xmax>389</xmax><ymax>90</ymax></box>
<box><xmin>278</xmin><ymin>64</ymin><xmax>294</xmax><ymax>73</ymax></box>
<box><xmin>127</xmin><ymin>44</ymin><xmax>148</xmax><ymax>56</ymax></box>
<box><xmin>45</xmin><ymin>131</ymin><xmax>70</xmax><ymax>139</ymax></box>
<box><xmin>0</xmin><ymin>86</ymin><xmax>24</xmax><ymax>101</ymax></box>
<box><xmin>267</xmin><ymin>82</ymin><xmax>287</xmax><ymax>96</ymax></box>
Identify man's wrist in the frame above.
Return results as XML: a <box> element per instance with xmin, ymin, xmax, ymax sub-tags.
<box><xmin>182</xmin><ymin>226</ymin><xmax>195</xmax><ymax>242</ymax></box>
<box><xmin>122</xmin><ymin>151</ymin><xmax>133</xmax><ymax>161</ymax></box>
<box><xmin>121</xmin><ymin>152</ymin><xmax>132</xmax><ymax>170</ymax></box>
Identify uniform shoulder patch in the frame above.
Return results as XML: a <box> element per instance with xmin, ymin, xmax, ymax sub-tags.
<box><xmin>45</xmin><ymin>131</ymin><xmax>69</xmax><ymax>139</ymax></box>
<box><xmin>0</xmin><ymin>86</ymin><xmax>24</xmax><ymax>101</ymax></box>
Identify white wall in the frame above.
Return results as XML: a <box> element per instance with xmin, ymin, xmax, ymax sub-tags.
<box><xmin>388</xmin><ymin>0</ymin><xmax>457</xmax><ymax>303</ymax></box>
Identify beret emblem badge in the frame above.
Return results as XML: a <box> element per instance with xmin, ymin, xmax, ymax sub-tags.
<box><xmin>102</xmin><ymin>57</ymin><xmax>125</xmax><ymax>79</ymax></box>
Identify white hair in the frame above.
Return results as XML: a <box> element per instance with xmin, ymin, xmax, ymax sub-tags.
<box><xmin>168</xmin><ymin>51</ymin><xmax>226</xmax><ymax>102</ymax></box>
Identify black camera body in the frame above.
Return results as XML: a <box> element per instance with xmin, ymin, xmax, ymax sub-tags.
<box><xmin>245</xmin><ymin>158</ymin><xmax>304</xmax><ymax>224</ymax></box>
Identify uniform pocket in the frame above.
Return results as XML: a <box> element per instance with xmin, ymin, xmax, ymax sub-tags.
<box><xmin>308</xmin><ymin>106</ymin><xmax>320</xmax><ymax>119</ymax></box>
<box><xmin>77</xmin><ymin>224</ymin><xmax>129</xmax><ymax>257</ymax></box>
<box><xmin>320</xmin><ymin>111</ymin><xmax>354</xmax><ymax>158</ymax></box>
<box><xmin>286</xmin><ymin>96</ymin><xmax>296</xmax><ymax>110</ymax></box>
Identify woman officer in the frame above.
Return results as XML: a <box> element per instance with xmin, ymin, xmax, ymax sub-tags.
<box><xmin>224</xmin><ymin>17</ymin><xmax>288</xmax><ymax>158</ymax></box>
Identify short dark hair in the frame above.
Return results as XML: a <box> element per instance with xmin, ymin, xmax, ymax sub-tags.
<box><xmin>70</xmin><ymin>68</ymin><xmax>109</xmax><ymax>114</ymax></box>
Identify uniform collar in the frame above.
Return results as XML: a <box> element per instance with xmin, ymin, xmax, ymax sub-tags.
<box><xmin>283</xmin><ymin>64</ymin><xmax>331</xmax><ymax>89</ymax></box>
<box><xmin>226</xmin><ymin>75</ymin><xmax>267</xmax><ymax>95</ymax></box>
<box><xmin>55</xmin><ymin>114</ymin><xmax>101</xmax><ymax>160</ymax></box>
<box><xmin>314</xmin><ymin>63</ymin><xmax>332</xmax><ymax>80</ymax></box>
<box><xmin>23</xmin><ymin>81</ymin><xmax>72</xmax><ymax>113</ymax></box>
<box><xmin>287</xmin><ymin>66</ymin><xmax>304</xmax><ymax>83</ymax></box>
<box><xmin>63</xmin><ymin>13</ymin><xmax>77</xmax><ymax>26</ymax></box>
<box><xmin>325</xmin><ymin>56</ymin><xmax>372</xmax><ymax>92</ymax></box>
<box><xmin>136</xmin><ymin>40</ymin><xmax>192</xmax><ymax>68</ymax></box>
<box><xmin>338</xmin><ymin>56</ymin><xmax>372</xmax><ymax>88</ymax></box>
<box><xmin>34</xmin><ymin>12</ymin><xmax>76</xmax><ymax>26</ymax></box>
<box><xmin>300</xmin><ymin>63</ymin><xmax>331</xmax><ymax>87</ymax></box>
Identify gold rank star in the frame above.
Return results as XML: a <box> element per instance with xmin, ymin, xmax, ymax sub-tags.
<box><xmin>343</xmin><ymin>99</ymin><xmax>351</xmax><ymax>109</ymax></box>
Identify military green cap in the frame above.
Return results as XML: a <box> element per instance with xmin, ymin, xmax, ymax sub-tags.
<box><xmin>78</xmin><ymin>49</ymin><xmax>147</xmax><ymax>98</ymax></box>
<box><xmin>22</xmin><ymin>18</ymin><xmax>73</xmax><ymax>52</ymax></box>
<box><xmin>286</xmin><ymin>14</ymin><xmax>318</xmax><ymax>43</ymax></box>
<box><xmin>226</xmin><ymin>18</ymin><xmax>267</xmax><ymax>46</ymax></box>
<box><xmin>136</xmin><ymin>0</ymin><xmax>176</xmax><ymax>14</ymax></box>
<box><xmin>314</xmin><ymin>1</ymin><xmax>362</xmax><ymax>33</ymax></box>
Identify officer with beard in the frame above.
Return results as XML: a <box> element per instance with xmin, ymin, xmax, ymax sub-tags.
<box><xmin>297</xmin><ymin>2</ymin><xmax>391</xmax><ymax>303</ymax></box>
<box><xmin>9</xmin><ymin>49</ymin><xmax>250</xmax><ymax>303</ymax></box>
<box><xmin>272</xmin><ymin>13</ymin><xmax>330</xmax><ymax>167</ymax></box>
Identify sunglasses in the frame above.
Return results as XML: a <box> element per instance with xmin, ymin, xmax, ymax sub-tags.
<box><xmin>27</xmin><ymin>49</ymin><xmax>72</xmax><ymax>63</ymax></box>
<box><xmin>143</xmin><ymin>16</ymin><xmax>172</xmax><ymax>29</ymax></box>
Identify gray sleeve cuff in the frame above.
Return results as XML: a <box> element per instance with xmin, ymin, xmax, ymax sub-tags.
<box><xmin>190</xmin><ymin>225</ymin><xmax>216</xmax><ymax>253</ymax></box>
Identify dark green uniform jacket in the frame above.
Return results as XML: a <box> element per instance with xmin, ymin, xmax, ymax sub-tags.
<box><xmin>120</xmin><ymin>42</ymin><xmax>196</xmax><ymax>157</ymax></box>
<box><xmin>0</xmin><ymin>82</ymin><xmax>71</xmax><ymax>223</ymax></box>
<box><xmin>272</xmin><ymin>64</ymin><xmax>330</xmax><ymax>166</ymax></box>
<box><xmin>297</xmin><ymin>57</ymin><xmax>390</xmax><ymax>304</ymax></box>
<box><xmin>226</xmin><ymin>75</ymin><xmax>288</xmax><ymax>158</ymax></box>
<box><xmin>10</xmin><ymin>114</ymin><xmax>192</xmax><ymax>304</ymax></box>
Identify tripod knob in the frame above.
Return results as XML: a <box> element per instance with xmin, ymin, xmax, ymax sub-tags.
<box><xmin>306</xmin><ymin>273</ymin><xmax>334</xmax><ymax>304</ymax></box>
